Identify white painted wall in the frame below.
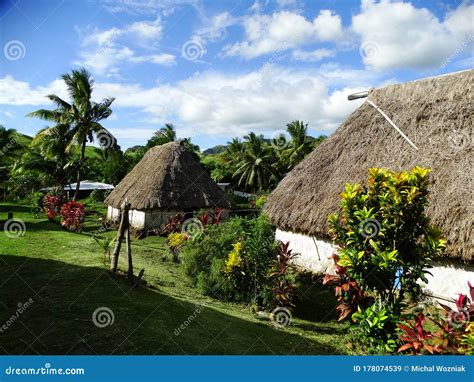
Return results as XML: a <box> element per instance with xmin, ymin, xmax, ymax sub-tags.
<box><xmin>275</xmin><ymin>229</ymin><xmax>336</xmax><ymax>274</ymax></box>
<box><xmin>423</xmin><ymin>262</ymin><xmax>474</xmax><ymax>302</ymax></box>
<box><xmin>107</xmin><ymin>206</ymin><xmax>147</xmax><ymax>229</ymax></box>
<box><xmin>276</xmin><ymin>229</ymin><xmax>474</xmax><ymax>301</ymax></box>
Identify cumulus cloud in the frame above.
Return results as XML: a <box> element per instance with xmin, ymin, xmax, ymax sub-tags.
<box><xmin>292</xmin><ymin>48</ymin><xmax>335</xmax><ymax>62</ymax></box>
<box><xmin>77</xmin><ymin>18</ymin><xmax>175</xmax><ymax>75</ymax></box>
<box><xmin>352</xmin><ymin>0</ymin><xmax>474</xmax><ymax>71</ymax></box>
<box><xmin>0</xmin><ymin>65</ymin><xmax>374</xmax><ymax>140</ymax></box>
<box><xmin>222</xmin><ymin>9</ymin><xmax>344</xmax><ymax>59</ymax></box>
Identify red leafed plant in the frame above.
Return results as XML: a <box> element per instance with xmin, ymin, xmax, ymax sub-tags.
<box><xmin>211</xmin><ymin>208</ymin><xmax>224</xmax><ymax>224</ymax></box>
<box><xmin>438</xmin><ymin>282</ymin><xmax>474</xmax><ymax>327</ymax></box>
<box><xmin>60</xmin><ymin>201</ymin><xmax>85</xmax><ymax>232</ymax></box>
<box><xmin>269</xmin><ymin>241</ymin><xmax>299</xmax><ymax>307</ymax></box>
<box><xmin>160</xmin><ymin>213</ymin><xmax>185</xmax><ymax>235</ymax></box>
<box><xmin>198</xmin><ymin>211</ymin><xmax>210</xmax><ymax>226</ymax></box>
<box><xmin>323</xmin><ymin>254</ymin><xmax>372</xmax><ymax>321</ymax></box>
<box><xmin>398</xmin><ymin>313</ymin><xmax>440</xmax><ymax>354</ymax></box>
<box><xmin>43</xmin><ymin>193</ymin><xmax>65</xmax><ymax>220</ymax></box>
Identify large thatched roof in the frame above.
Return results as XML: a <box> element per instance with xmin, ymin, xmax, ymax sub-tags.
<box><xmin>265</xmin><ymin>70</ymin><xmax>473</xmax><ymax>262</ymax></box>
<box><xmin>105</xmin><ymin>141</ymin><xmax>232</xmax><ymax>210</ymax></box>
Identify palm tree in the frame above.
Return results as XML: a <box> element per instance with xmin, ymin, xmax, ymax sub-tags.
<box><xmin>28</xmin><ymin>68</ymin><xmax>115</xmax><ymax>200</ymax></box>
<box><xmin>284</xmin><ymin>120</ymin><xmax>314</xmax><ymax>168</ymax></box>
<box><xmin>146</xmin><ymin>123</ymin><xmax>176</xmax><ymax>149</ymax></box>
<box><xmin>233</xmin><ymin>133</ymin><xmax>276</xmax><ymax>192</ymax></box>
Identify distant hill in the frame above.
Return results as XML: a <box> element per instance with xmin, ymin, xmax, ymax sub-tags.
<box><xmin>203</xmin><ymin>145</ymin><xmax>227</xmax><ymax>155</ymax></box>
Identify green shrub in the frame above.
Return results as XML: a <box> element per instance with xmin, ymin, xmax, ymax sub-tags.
<box><xmin>326</xmin><ymin>167</ymin><xmax>446</xmax><ymax>351</ymax></box>
<box><xmin>181</xmin><ymin>215</ymin><xmax>277</xmax><ymax>306</ymax></box>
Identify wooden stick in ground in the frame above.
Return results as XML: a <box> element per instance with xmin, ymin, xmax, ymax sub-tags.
<box><xmin>126</xmin><ymin>224</ymin><xmax>133</xmax><ymax>280</ymax></box>
<box><xmin>110</xmin><ymin>201</ymin><xmax>129</xmax><ymax>272</ymax></box>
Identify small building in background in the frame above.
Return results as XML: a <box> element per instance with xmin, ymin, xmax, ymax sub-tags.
<box><xmin>105</xmin><ymin>141</ymin><xmax>233</xmax><ymax>229</ymax></box>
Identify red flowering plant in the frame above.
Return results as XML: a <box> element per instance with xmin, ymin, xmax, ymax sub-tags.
<box><xmin>60</xmin><ymin>201</ymin><xmax>85</xmax><ymax>232</ymax></box>
<box><xmin>43</xmin><ymin>192</ymin><xmax>66</xmax><ymax>220</ymax></box>
<box><xmin>269</xmin><ymin>241</ymin><xmax>299</xmax><ymax>307</ymax></box>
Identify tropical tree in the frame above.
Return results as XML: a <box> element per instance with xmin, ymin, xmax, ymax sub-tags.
<box><xmin>27</xmin><ymin>68</ymin><xmax>116</xmax><ymax>200</ymax></box>
<box><xmin>283</xmin><ymin>120</ymin><xmax>315</xmax><ymax>168</ymax></box>
<box><xmin>146</xmin><ymin>123</ymin><xmax>177</xmax><ymax>149</ymax></box>
<box><xmin>233</xmin><ymin>133</ymin><xmax>277</xmax><ymax>192</ymax></box>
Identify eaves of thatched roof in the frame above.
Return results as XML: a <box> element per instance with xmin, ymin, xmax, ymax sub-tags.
<box><xmin>265</xmin><ymin>70</ymin><xmax>473</xmax><ymax>262</ymax></box>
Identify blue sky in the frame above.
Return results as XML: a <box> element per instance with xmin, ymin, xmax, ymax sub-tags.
<box><xmin>0</xmin><ymin>0</ymin><xmax>472</xmax><ymax>150</ymax></box>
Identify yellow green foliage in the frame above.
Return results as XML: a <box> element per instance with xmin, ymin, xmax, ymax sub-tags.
<box><xmin>224</xmin><ymin>242</ymin><xmax>243</xmax><ymax>275</ymax></box>
<box><xmin>167</xmin><ymin>232</ymin><xmax>188</xmax><ymax>250</ymax></box>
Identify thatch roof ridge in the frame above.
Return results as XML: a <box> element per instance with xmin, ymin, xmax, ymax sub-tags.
<box><xmin>105</xmin><ymin>141</ymin><xmax>232</xmax><ymax>210</ymax></box>
<box><xmin>264</xmin><ymin>70</ymin><xmax>473</xmax><ymax>262</ymax></box>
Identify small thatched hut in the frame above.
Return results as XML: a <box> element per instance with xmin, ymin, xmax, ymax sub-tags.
<box><xmin>105</xmin><ymin>141</ymin><xmax>232</xmax><ymax>229</ymax></box>
<box><xmin>264</xmin><ymin>70</ymin><xmax>473</xmax><ymax>300</ymax></box>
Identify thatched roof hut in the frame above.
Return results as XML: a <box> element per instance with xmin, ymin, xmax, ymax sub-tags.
<box><xmin>105</xmin><ymin>141</ymin><xmax>232</xmax><ymax>228</ymax></box>
<box><xmin>265</xmin><ymin>70</ymin><xmax>473</xmax><ymax>263</ymax></box>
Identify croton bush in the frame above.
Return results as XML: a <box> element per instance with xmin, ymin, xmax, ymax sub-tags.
<box><xmin>60</xmin><ymin>201</ymin><xmax>85</xmax><ymax>232</ymax></box>
<box><xmin>326</xmin><ymin>167</ymin><xmax>446</xmax><ymax>353</ymax></box>
<box><xmin>43</xmin><ymin>192</ymin><xmax>66</xmax><ymax>220</ymax></box>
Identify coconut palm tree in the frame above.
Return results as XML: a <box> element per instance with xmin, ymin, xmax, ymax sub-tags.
<box><xmin>284</xmin><ymin>120</ymin><xmax>314</xmax><ymax>168</ymax></box>
<box><xmin>28</xmin><ymin>68</ymin><xmax>115</xmax><ymax>200</ymax></box>
<box><xmin>233</xmin><ymin>133</ymin><xmax>277</xmax><ymax>192</ymax></box>
<box><xmin>146</xmin><ymin>123</ymin><xmax>177</xmax><ymax>149</ymax></box>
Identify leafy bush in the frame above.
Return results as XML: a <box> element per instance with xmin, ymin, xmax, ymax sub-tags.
<box><xmin>60</xmin><ymin>201</ymin><xmax>85</xmax><ymax>232</ymax></box>
<box><xmin>268</xmin><ymin>241</ymin><xmax>298</xmax><ymax>307</ymax></box>
<box><xmin>326</xmin><ymin>167</ymin><xmax>446</xmax><ymax>350</ymax></box>
<box><xmin>254</xmin><ymin>195</ymin><xmax>267</xmax><ymax>208</ymax></box>
<box><xmin>181</xmin><ymin>215</ymin><xmax>277</xmax><ymax>306</ymax></box>
<box><xmin>166</xmin><ymin>232</ymin><xmax>188</xmax><ymax>262</ymax></box>
<box><xmin>43</xmin><ymin>192</ymin><xmax>65</xmax><ymax>220</ymax></box>
<box><xmin>352</xmin><ymin>302</ymin><xmax>398</xmax><ymax>353</ymax></box>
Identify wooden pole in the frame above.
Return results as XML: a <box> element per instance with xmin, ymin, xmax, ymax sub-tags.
<box><xmin>126</xmin><ymin>222</ymin><xmax>133</xmax><ymax>280</ymax></box>
<box><xmin>110</xmin><ymin>201</ymin><xmax>130</xmax><ymax>272</ymax></box>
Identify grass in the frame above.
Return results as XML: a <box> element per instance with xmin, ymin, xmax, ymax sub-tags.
<box><xmin>0</xmin><ymin>202</ymin><xmax>354</xmax><ymax>355</ymax></box>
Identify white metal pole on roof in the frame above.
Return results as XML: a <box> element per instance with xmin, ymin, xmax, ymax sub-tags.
<box><xmin>366</xmin><ymin>99</ymin><xmax>419</xmax><ymax>151</ymax></box>
<box><xmin>347</xmin><ymin>90</ymin><xmax>419</xmax><ymax>151</ymax></box>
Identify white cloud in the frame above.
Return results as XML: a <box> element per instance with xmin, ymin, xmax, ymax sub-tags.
<box><xmin>292</xmin><ymin>48</ymin><xmax>335</xmax><ymax>62</ymax></box>
<box><xmin>222</xmin><ymin>9</ymin><xmax>344</xmax><ymax>59</ymax></box>
<box><xmin>352</xmin><ymin>0</ymin><xmax>474</xmax><ymax>71</ymax></box>
<box><xmin>77</xmin><ymin>18</ymin><xmax>175</xmax><ymax>75</ymax></box>
<box><xmin>0</xmin><ymin>66</ymin><xmax>374</xmax><ymax>140</ymax></box>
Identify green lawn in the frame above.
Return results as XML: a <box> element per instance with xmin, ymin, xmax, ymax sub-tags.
<box><xmin>0</xmin><ymin>203</ymin><xmax>354</xmax><ymax>355</ymax></box>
